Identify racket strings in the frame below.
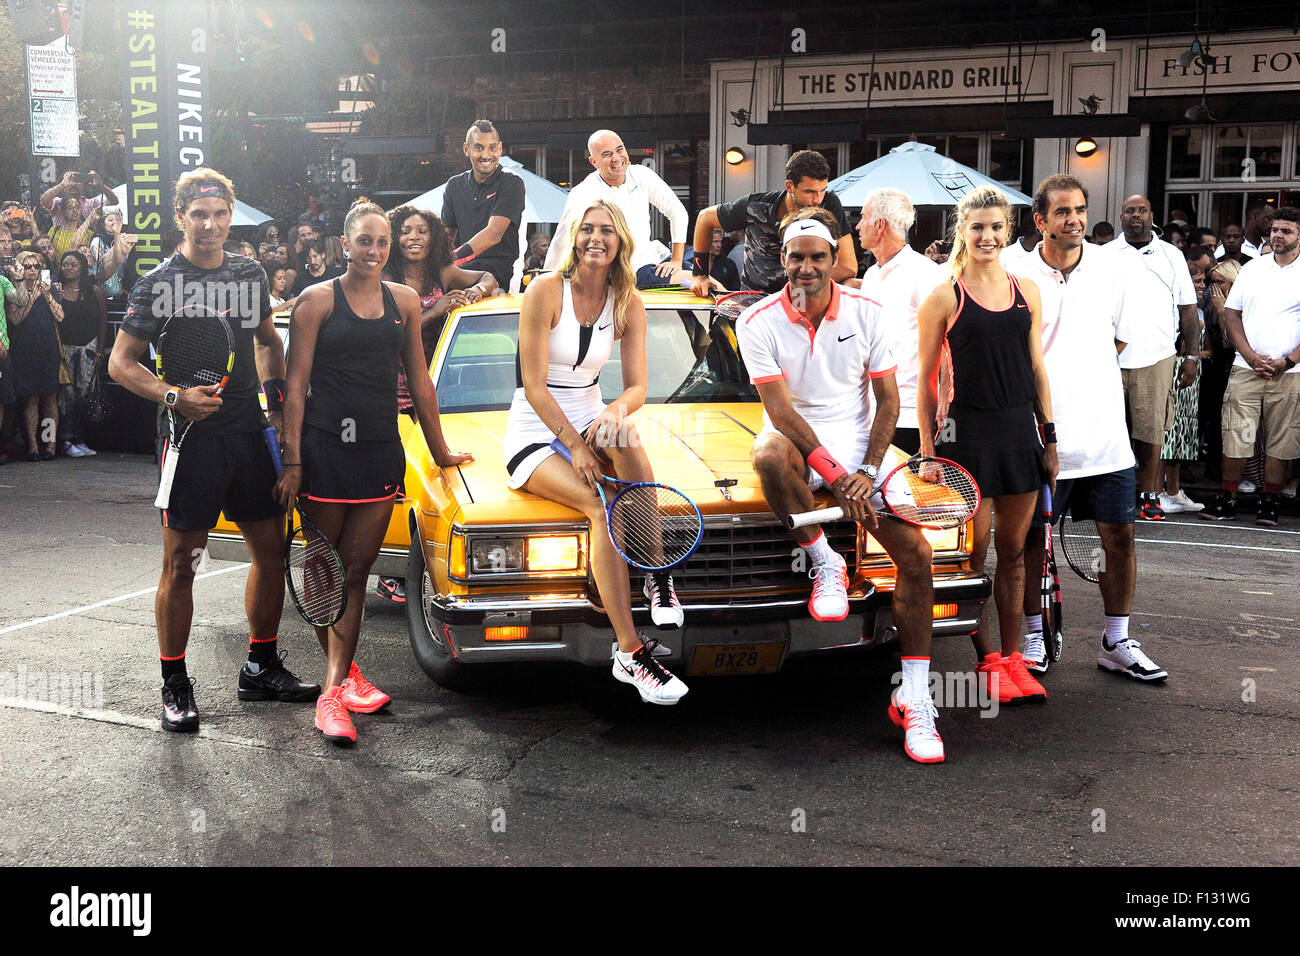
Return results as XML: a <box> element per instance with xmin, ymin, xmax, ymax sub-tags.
<box><xmin>159</xmin><ymin>316</ymin><xmax>234</xmax><ymax>389</ymax></box>
<box><xmin>1060</xmin><ymin>517</ymin><xmax>1102</xmax><ymax>582</ymax></box>
<box><xmin>712</xmin><ymin>292</ymin><xmax>765</xmax><ymax>322</ymax></box>
<box><xmin>287</xmin><ymin>528</ymin><xmax>346</xmax><ymax>623</ymax></box>
<box><xmin>608</xmin><ymin>485</ymin><xmax>701</xmax><ymax>570</ymax></box>
<box><xmin>887</xmin><ymin>459</ymin><xmax>979</xmax><ymax>526</ymax></box>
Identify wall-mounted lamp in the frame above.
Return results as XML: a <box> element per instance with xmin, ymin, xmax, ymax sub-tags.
<box><xmin>725</xmin><ymin>147</ymin><xmax>746</xmax><ymax>165</ymax></box>
<box><xmin>1074</xmin><ymin>137</ymin><xmax>1098</xmax><ymax>158</ymax></box>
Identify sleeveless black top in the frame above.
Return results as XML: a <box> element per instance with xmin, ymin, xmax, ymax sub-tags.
<box><xmin>946</xmin><ymin>273</ymin><xmax>1036</xmax><ymax>411</ymax></box>
<box><xmin>304</xmin><ymin>278</ymin><xmax>405</xmax><ymax>443</ymax></box>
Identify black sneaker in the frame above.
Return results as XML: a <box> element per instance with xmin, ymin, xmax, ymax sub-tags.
<box><xmin>161</xmin><ymin>675</ymin><xmax>199</xmax><ymax>733</ymax></box>
<box><xmin>238</xmin><ymin>651</ymin><xmax>322</xmax><ymax>702</ymax></box>
<box><xmin>376</xmin><ymin>576</ymin><xmax>406</xmax><ymax>603</ymax></box>
<box><xmin>1199</xmin><ymin>490</ymin><xmax>1236</xmax><ymax>521</ymax></box>
<box><xmin>1256</xmin><ymin>494</ymin><xmax>1279</xmax><ymax>527</ymax></box>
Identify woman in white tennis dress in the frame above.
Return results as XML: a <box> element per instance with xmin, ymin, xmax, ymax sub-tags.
<box><xmin>505</xmin><ymin>199</ymin><xmax>688</xmax><ymax>705</ymax></box>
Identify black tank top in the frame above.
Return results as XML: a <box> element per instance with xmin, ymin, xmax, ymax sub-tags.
<box><xmin>304</xmin><ymin>278</ymin><xmax>405</xmax><ymax>443</ymax></box>
<box><xmin>946</xmin><ymin>273</ymin><xmax>1036</xmax><ymax>411</ymax></box>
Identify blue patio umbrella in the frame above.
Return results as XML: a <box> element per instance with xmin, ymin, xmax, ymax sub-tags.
<box><xmin>827</xmin><ymin>142</ymin><xmax>1033</xmax><ymax>208</ymax></box>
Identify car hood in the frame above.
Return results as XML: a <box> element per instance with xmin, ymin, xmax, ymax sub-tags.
<box><xmin>441</xmin><ymin>403</ymin><xmax>772</xmax><ymax>518</ymax></box>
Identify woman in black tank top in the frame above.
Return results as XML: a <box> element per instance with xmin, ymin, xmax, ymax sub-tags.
<box><xmin>916</xmin><ymin>186</ymin><xmax>1058</xmax><ymax>702</ymax></box>
<box><xmin>274</xmin><ymin>198</ymin><xmax>472</xmax><ymax>746</ymax></box>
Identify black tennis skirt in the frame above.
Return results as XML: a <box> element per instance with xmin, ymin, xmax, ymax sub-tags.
<box><xmin>935</xmin><ymin>402</ymin><xmax>1043</xmax><ymax>499</ymax></box>
<box><xmin>301</xmin><ymin>426</ymin><xmax>405</xmax><ymax>503</ymax></box>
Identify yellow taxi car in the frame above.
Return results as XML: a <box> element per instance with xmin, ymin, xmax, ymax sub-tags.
<box><xmin>208</xmin><ymin>289</ymin><xmax>990</xmax><ymax>688</ymax></box>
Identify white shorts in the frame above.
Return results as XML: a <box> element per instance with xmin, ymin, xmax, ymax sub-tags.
<box><xmin>756</xmin><ymin>424</ymin><xmax>869</xmax><ymax>492</ymax></box>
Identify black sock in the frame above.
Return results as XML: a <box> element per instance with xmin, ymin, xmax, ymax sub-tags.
<box><xmin>161</xmin><ymin>655</ymin><xmax>187</xmax><ymax>682</ymax></box>
<box><xmin>248</xmin><ymin>637</ymin><xmax>278</xmax><ymax>666</ymax></box>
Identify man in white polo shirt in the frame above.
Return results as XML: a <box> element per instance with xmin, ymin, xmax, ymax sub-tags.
<box><xmin>855</xmin><ymin>188</ymin><xmax>946</xmax><ymax>455</ymax></box>
<box><xmin>1006</xmin><ymin>175</ymin><xmax>1167</xmax><ymax>682</ymax></box>
<box><xmin>543</xmin><ymin>129</ymin><xmax>689</xmax><ymax>289</ymax></box>
<box><xmin>1202</xmin><ymin>205</ymin><xmax>1300</xmax><ymax>527</ymax></box>
<box><xmin>1107</xmin><ymin>194</ymin><xmax>1202</xmax><ymax>520</ymax></box>
<box><xmin>737</xmin><ymin>207</ymin><xmax>942</xmax><ymax>764</ymax></box>
<box><xmin>999</xmin><ymin>206</ymin><xmax>1041</xmax><ymax>272</ymax></box>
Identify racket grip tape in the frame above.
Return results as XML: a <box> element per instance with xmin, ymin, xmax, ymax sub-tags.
<box><xmin>1042</xmin><ymin>483</ymin><xmax>1053</xmax><ymax>520</ymax></box>
<box><xmin>786</xmin><ymin>506</ymin><xmax>846</xmax><ymax>530</ymax></box>
<box><xmin>154</xmin><ymin>443</ymin><xmax>179</xmax><ymax>509</ymax></box>
<box><xmin>549</xmin><ymin>436</ymin><xmax>573</xmax><ymax>464</ymax></box>
<box><xmin>263</xmin><ymin>425</ymin><xmax>284</xmax><ymax>476</ymax></box>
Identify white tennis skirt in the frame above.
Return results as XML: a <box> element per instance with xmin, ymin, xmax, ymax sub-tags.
<box><xmin>504</xmin><ymin>384</ymin><xmax>606</xmax><ymax>489</ymax></box>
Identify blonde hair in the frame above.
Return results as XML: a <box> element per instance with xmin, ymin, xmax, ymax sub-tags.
<box><xmin>949</xmin><ymin>185</ymin><xmax>1013</xmax><ymax>280</ymax></box>
<box><xmin>16</xmin><ymin>250</ymin><xmax>44</xmax><ymax>271</ymax></box>
<box><xmin>556</xmin><ymin>199</ymin><xmax>636</xmax><ymax>336</ymax></box>
<box><xmin>1208</xmin><ymin>257</ymin><xmax>1242</xmax><ymax>286</ymax></box>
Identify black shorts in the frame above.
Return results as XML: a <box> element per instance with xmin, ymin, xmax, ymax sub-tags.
<box><xmin>301</xmin><ymin>425</ymin><xmax>405</xmax><ymax>503</ymax></box>
<box><xmin>1032</xmin><ymin>466</ymin><xmax>1137</xmax><ymax>528</ymax></box>
<box><xmin>160</xmin><ymin>428</ymin><xmax>283</xmax><ymax>532</ymax></box>
<box><xmin>891</xmin><ymin>427</ymin><xmax>921</xmax><ymax>456</ymax></box>
<box><xmin>0</xmin><ymin>351</ymin><xmax>14</xmax><ymax>405</ymax></box>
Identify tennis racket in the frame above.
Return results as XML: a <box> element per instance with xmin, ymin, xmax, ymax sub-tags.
<box><xmin>1041</xmin><ymin>485</ymin><xmax>1063</xmax><ymax>662</ymax></box>
<box><xmin>1059</xmin><ymin>511</ymin><xmax>1102</xmax><ymax>584</ymax></box>
<box><xmin>549</xmin><ymin>437</ymin><xmax>703</xmax><ymax>572</ymax></box>
<box><xmin>787</xmin><ymin>455</ymin><xmax>980</xmax><ymax>530</ymax></box>
<box><xmin>711</xmin><ymin>290</ymin><xmax>766</xmax><ymax>321</ymax></box>
<box><xmin>153</xmin><ymin>304</ymin><xmax>235</xmax><ymax>509</ymax></box>
<box><xmin>263</xmin><ymin>428</ymin><xmax>348</xmax><ymax>627</ymax></box>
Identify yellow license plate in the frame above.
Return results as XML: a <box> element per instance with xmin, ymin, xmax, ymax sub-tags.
<box><xmin>689</xmin><ymin>642</ymin><xmax>785</xmax><ymax>676</ymax></box>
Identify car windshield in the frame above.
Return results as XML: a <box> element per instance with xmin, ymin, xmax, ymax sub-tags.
<box><xmin>434</xmin><ymin>307</ymin><xmax>759</xmax><ymax>413</ymax></box>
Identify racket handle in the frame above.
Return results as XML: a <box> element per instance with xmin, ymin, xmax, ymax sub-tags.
<box><xmin>1042</xmin><ymin>483</ymin><xmax>1053</xmax><ymax>520</ymax></box>
<box><xmin>154</xmin><ymin>443</ymin><xmax>178</xmax><ymax>509</ymax></box>
<box><xmin>549</xmin><ymin>436</ymin><xmax>573</xmax><ymax>464</ymax></box>
<box><xmin>263</xmin><ymin>425</ymin><xmax>284</xmax><ymax>476</ymax></box>
<box><xmin>786</xmin><ymin>506</ymin><xmax>846</xmax><ymax>530</ymax></box>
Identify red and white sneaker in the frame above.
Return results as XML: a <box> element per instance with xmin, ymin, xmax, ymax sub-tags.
<box><xmin>888</xmin><ymin>690</ymin><xmax>945</xmax><ymax>764</ymax></box>
<box><xmin>977</xmin><ymin>654</ymin><xmax>1027</xmax><ymax>706</ymax></box>
<box><xmin>612</xmin><ymin>640</ymin><xmax>689</xmax><ymax>705</ymax></box>
<box><xmin>1002</xmin><ymin>651</ymin><xmax>1047</xmax><ymax>702</ymax></box>
<box><xmin>314</xmin><ymin>685</ymin><xmax>356</xmax><ymax>746</ymax></box>
<box><xmin>808</xmin><ymin>555</ymin><xmax>849</xmax><ymax>622</ymax></box>
<box><xmin>643</xmin><ymin>573</ymin><xmax>684</xmax><ymax>629</ymax></box>
<box><xmin>340</xmin><ymin>661</ymin><xmax>391</xmax><ymax>713</ymax></box>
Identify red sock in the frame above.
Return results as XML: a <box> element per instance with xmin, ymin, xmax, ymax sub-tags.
<box><xmin>1222</xmin><ymin>480</ymin><xmax>1240</xmax><ymax>495</ymax></box>
<box><xmin>1264</xmin><ymin>483</ymin><xmax>1282</xmax><ymax>495</ymax></box>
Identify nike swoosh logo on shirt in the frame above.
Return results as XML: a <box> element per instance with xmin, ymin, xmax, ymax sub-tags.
<box><xmin>837</xmin><ymin>334</ymin><xmax>856</xmax><ymax>342</ymax></box>
<box><xmin>597</xmin><ymin>322</ymin><xmax>611</xmax><ymax>331</ymax></box>
<box><xmin>485</xmin><ymin>192</ymin><xmax>497</xmax><ymax>200</ymax></box>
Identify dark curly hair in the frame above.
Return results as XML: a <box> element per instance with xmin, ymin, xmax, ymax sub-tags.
<box><xmin>385</xmin><ymin>205</ymin><xmax>452</xmax><ymax>296</ymax></box>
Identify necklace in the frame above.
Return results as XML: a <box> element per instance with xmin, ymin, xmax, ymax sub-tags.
<box><xmin>571</xmin><ymin>279</ymin><xmax>605</xmax><ymax>327</ymax></box>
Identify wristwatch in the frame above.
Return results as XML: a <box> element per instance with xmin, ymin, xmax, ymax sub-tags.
<box><xmin>859</xmin><ymin>463</ymin><xmax>879</xmax><ymax>481</ymax></box>
<box><xmin>163</xmin><ymin>388</ymin><xmax>180</xmax><ymax>408</ymax></box>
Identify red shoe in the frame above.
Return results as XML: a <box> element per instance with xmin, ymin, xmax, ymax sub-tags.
<box><xmin>314</xmin><ymin>685</ymin><xmax>356</xmax><ymax>745</ymax></box>
<box><xmin>977</xmin><ymin>653</ymin><xmax>1027</xmax><ymax>706</ymax></box>
<box><xmin>1002</xmin><ymin>652</ymin><xmax>1047</xmax><ymax>702</ymax></box>
<box><xmin>887</xmin><ymin>690</ymin><xmax>945</xmax><ymax>763</ymax></box>
<box><xmin>341</xmin><ymin>661</ymin><xmax>391</xmax><ymax>713</ymax></box>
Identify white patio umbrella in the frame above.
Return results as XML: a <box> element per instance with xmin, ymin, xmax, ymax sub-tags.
<box><xmin>827</xmin><ymin>142</ymin><xmax>1033</xmax><ymax>208</ymax></box>
<box><xmin>110</xmin><ymin>184</ymin><xmax>273</xmax><ymax>226</ymax></box>
<box><xmin>405</xmin><ymin>156</ymin><xmax>569</xmax><ymax>292</ymax></box>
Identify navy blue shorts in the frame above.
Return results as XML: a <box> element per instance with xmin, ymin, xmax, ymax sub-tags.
<box><xmin>1032</xmin><ymin>466</ymin><xmax>1136</xmax><ymax>528</ymax></box>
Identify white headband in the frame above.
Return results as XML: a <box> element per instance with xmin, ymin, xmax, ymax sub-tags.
<box><xmin>781</xmin><ymin>219</ymin><xmax>835</xmax><ymax>248</ymax></box>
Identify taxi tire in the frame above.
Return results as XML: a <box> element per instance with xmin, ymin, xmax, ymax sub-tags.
<box><xmin>406</xmin><ymin>535</ymin><xmax>471</xmax><ymax>690</ymax></box>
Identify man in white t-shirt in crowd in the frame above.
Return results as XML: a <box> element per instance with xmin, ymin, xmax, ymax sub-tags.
<box><xmin>1214</xmin><ymin>204</ymin><xmax>1274</xmax><ymax>261</ymax></box>
<box><xmin>1106</xmin><ymin>195</ymin><xmax>1202</xmax><ymax>520</ymax></box>
<box><xmin>854</xmin><ymin>188</ymin><xmax>946</xmax><ymax>455</ymax></box>
<box><xmin>543</xmin><ymin>129</ymin><xmax>689</xmax><ymax>289</ymax></box>
<box><xmin>999</xmin><ymin>206</ymin><xmax>1041</xmax><ymax>271</ymax></box>
<box><xmin>1201</xmin><ymin>205</ymin><xmax>1300</xmax><ymax>527</ymax></box>
<box><xmin>736</xmin><ymin>207</ymin><xmax>942</xmax><ymax>763</ymax></box>
<box><xmin>1006</xmin><ymin>174</ymin><xmax>1167</xmax><ymax>682</ymax></box>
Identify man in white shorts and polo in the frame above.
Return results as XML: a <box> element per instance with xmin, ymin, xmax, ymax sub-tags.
<box><xmin>737</xmin><ymin>208</ymin><xmax>941</xmax><ymax>764</ymax></box>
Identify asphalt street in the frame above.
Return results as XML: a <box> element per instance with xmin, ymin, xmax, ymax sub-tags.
<box><xmin>1</xmin><ymin>454</ymin><xmax>1297</xmax><ymax>866</ymax></box>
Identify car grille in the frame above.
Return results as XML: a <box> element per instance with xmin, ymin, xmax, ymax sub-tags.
<box><xmin>672</xmin><ymin>517</ymin><xmax>858</xmax><ymax>596</ymax></box>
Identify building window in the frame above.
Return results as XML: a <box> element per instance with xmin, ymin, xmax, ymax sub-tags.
<box><xmin>1164</xmin><ymin>123</ymin><xmax>1300</xmax><ymax>232</ymax></box>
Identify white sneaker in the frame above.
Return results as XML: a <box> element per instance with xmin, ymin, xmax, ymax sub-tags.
<box><xmin>74</xmin><ymin>443</ymin><xmax>96</xmax><ymax>456</ymax></box>
<box><xmin>1238</xmin><ymin>479</ymin><xmax>1257</xmax><ymax>495</ymax></box>
<box><xmin>1023</xmin><ymin>630</ymin><xmax>1049</xmax><ymax>674</ymax></box>
<box><xmin>808</xmin><ymin>555</ymin><xmax>849</xmax><ymax>622</ymax></box>
<box><xmin>643</xmin><ymin>573</ymin><xmax>684</xmax><ymax>629</ymax></box>
<box><xmin>1171</xmin><ymin>489</ymin><xmax>1203</xmax><ymax>513</ymax></box>
<box><xmin>1157</xmin><ymin>492</ymin><xmax>1184</xmax><ymax>514</ymax></box>
<box><xmin>63</xmin><ymin>440</ymin><xmax>86</xmax><ymax>458</ymax></box>
<box><xmin>612</xmin><ymin>642</ymin><xmax>689</xmax><ymax>704</ymax></box>
<box><xmin>888</xmin><ymin>690</ymin><xmax>945</xmax><ymax>764</ymax></box>
<box><xmin>1098</xmin><ymin>635</ymin><xmax>1168</xmax><ymax>682</ymax></box>
<box><xmin>612</xmin><ymin>639</ymin><xmax>671</xmax><ymax>659</ymax></box>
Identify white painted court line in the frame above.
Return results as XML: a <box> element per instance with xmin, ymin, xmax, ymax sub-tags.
<box><xmin>1157</xmin><ymin>520</ymin><xmax>1300</xmax><ymax>536</ymax></box>
<box><xmin>1134</xmin><ymin>538</ymin><xmax>1300</xmax><ymax>555</ymax></box>
<box><xmin>0</xmin><ymin>563</ymin><xmax>250</xmax><ymax>636</ymax></box>
<box><xmin>0</xmin><ymin>696</ymin><xmax>271</xmax><ymax>748</ymax></box>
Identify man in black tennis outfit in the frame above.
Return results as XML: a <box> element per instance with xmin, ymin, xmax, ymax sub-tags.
<box><xmin>441</xmin><ymin>118</ymin><xmax>525</xmax><ymax>291</ymax></box>
<box><xmin>109</xmin><ymin>168</ymin><xmax>318</xmax><ymax>733</ymax></box>
<box><xmin>691</xmin><ymin>150</ymin><xmax>857</xmax><ymax>295</ymax></box>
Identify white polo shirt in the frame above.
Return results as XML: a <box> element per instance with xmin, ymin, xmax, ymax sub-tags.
<box><xmin>999</xmin><ymin>239</ymin><xmax>1040</xmax><ymax>272</ymax></box>
<box><xmin>542</xmin><ymin>165</ymin><xmax>689</xmax><ymax>273</ymax></box>
<box><xmin>737</xmin><ymin>283</ymin><xmax>896</xmax><ymax>469</ymax></box>
<box><xmin>1213</xmin><ymin>239</ymin><xmax>1261</xmax><ymax>260</ymax></box>
<box><xmin>859</xmin><ymin>244</ymin><xmax>946</xmax><ymax>430</ymax></box>
<box><xmin>1106</xmin><ymin>233</ymin><xmax>1197</xmax><ymax>370</ymax></box>
<box><xmin>1006</xmin><ymin>245</ymin><xmax>1138</xmax><ymax>480</ymax></box>
<box><xmin>1224</xmin><ymin>252</ymin><xmax>1300</xmax><ymax>373</ymax></box>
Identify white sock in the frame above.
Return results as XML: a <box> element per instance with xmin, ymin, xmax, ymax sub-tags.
<box><xmin>802</xmin><ymin>531</ymin><xmax>839</xmax><ymax>567</ymax></box>
<box><xmin>900</xmin><ymin>657</ymin><xmax>931</xmax><ymax>702</ymax></box>
<box><xmin>615</xmin><ymin>647</ymin><xmax>637</xmax><ymax>664</ymax></box>
<box><xmin>1024</xmin><ymin>613</ymin><xmax>1043</xmax><ymax>633</ymax></box>
<box><xmin>1104</xmin><ymin>615</ymin><xmax>1129</xmax><ymax>645</ymax></box>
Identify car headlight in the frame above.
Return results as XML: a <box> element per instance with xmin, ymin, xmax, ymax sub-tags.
<box><xmin>859</xmin><ymin>525</ymin><xmax>964</xmax><ymax>557</ymax></box>
<box><xmin>471</xmin><ymin>538</ymin><xmax>524</xmax><ymax>573</ymax></box>
<box><xmin>526</xmin><ymin>535</ymin><xmax>581</xmax><ymax>572</ymax></box>
<box><xmin>450</xmin><ymin>531</ymin><xmax>586</xmax><ymax>579</ymax></box>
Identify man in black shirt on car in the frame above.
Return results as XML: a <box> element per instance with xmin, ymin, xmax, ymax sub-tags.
<box><xmin>690</xmin><ymin>150</ymin><xmax>857</xmax><ymax>296</ymax></box>
<box><xmin>440</xmin><ymin>118</ymin><xmax>525</xmax><ymax>291</ymax></box>
<box><xmin>109</xmin><ymin>168</ymin><xmax>318</xmax><ymax>734</ymax></box>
